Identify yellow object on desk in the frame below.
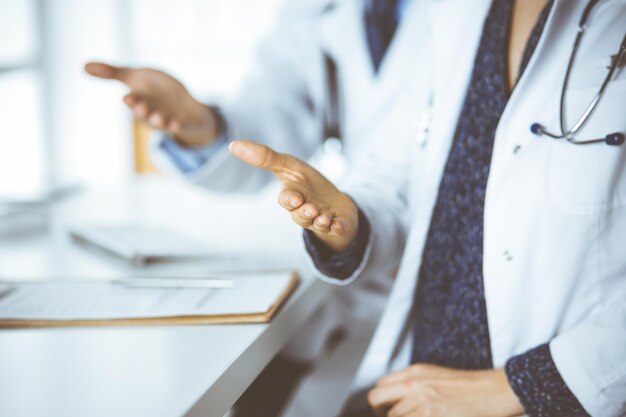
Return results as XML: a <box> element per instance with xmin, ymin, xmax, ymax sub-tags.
<box><xmin>133</xmin><ymin>119</ymin><xmax>159</xmax><ymax>174</ymax></box>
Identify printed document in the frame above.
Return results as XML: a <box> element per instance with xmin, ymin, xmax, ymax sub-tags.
<box><xmin>0</xmin><ymin>272</ymin><xmax>293</xmax><ymax>320</ymax></box>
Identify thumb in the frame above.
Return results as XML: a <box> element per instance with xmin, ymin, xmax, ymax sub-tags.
<box><xmin>229</xmin><ymin>140</ymin><xmax>301</xmax><ymax>174</ymax></box>
<box><xmin>84</xmin><ymin>62</ymin><xmax>132</xmax><ymax>83</ymax></box>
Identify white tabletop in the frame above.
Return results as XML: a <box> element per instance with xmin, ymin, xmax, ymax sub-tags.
<box><xmin>0</xmin><ymin>177</ymin><xmax>334</xmax><ymax>417</ymax></box>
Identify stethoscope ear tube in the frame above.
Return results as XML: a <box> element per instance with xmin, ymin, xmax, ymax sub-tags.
<box><xmin>530</xmin><ymin>0</ymin><xmax>625</xmax><ymax>147</ymax></box>
<box><xmin>579</xmin><ymin>0</ymin><xmax>600</xmax><ymax>28</ymax></box>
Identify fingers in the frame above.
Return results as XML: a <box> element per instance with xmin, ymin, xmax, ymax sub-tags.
<box><xmin>149</xmin><ymin>112</ymin><xmax>167</xmax><ymax>129</ymax></box>
<box><xmin>330</xmin><ymin>217</ymin><xmax>352</xmax><ymax>236</ymax></box>
<box><xmin>312</xmin><ymin>213</ymin><xmax>332</xmax><ymax>233</ymax></box>
<box><xmin>278</xmin><ymin>190</ymin><xmax>304</xmax><ymax>210</ymax></box>
<box><xmin>132</xmin><ymin>101</ymin><xmax>150</xmax><ymax>119</ymax></box>
<box><xmin>229</xmin><ymin>140</ymin><xmax>350</xmax><ymax>243</ymax></box>
<box><xmin>229</xmin><ymin>140</ymin><xmax>303</xmax><ymax>175</ymax></box>
<box><xmin>84</xmin><ymin>62</ymin><xmax>131</xmax><ymax>83</ymax></box>
<box><xmin>377</xmin><ymin>368</ymin><xmax>414</xmax><ymax>387</ymax></box>
<box><xmin>123</xmin><ymin>94</ymin><xmax>138</xmax><ymax>107</ymax></box>
<box><xmin>277</xmin><ymin>191</ymin><xmax>333</xmax><ymax>232</ymax></box>
<box><xmin>388</xmin><ymin>397</ymin><xmax>420</xmax><ymax>417</ymax></box>
<box><xmin>126</xmin><ymin>96</ymin><xmax>178</xmax><ymax>132</ymax></box>
<box><xmin>168</xmin><ymin>119</ymin><xmax>182</xmax><ymax>133</ymax></box>
<box><xmin>126</xmin><ymin>97</ymin><xmax>151</xmax><ymax>122</ymax></box>
<box><xmin>290</xmin><ymin>203</ymin><xmax>333</xmax><ymax>231</ymax></box>
<box><xmin>368</xmin><ymin>384</ymin><xmax>410</xmax><ymax>417</ymax></box>
<box><xmin>123</xmin><ymin>94</ymin><xmax>169</xmax><ymax>129</ymax></box>
<box><xmin>291</xmin><ymin>203</ymin><xmax>319</xmax><ymax>227</ymax></box>
<box><xmin>377</xmin><ymin>364</ymin><xmax>442</xmax><ymax>387</ymax></box>
<box><xmin>88</xmin><ymin>62</ymin><xmax>183</xmax><ymax>133</ymax></box>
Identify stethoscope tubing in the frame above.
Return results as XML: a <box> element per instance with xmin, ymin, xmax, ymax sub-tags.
<box><xmin>531</xmin><ymin>0</ymin><xmax>626</xmax><ymax>146</ymax></box>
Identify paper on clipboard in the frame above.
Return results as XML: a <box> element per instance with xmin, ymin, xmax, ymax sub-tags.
<box><xmin>0</xmin><ymin>272</ymin><xmax>298</xmax><ymax>324</ymax></box>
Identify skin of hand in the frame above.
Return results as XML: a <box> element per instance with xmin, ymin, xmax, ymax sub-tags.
<box><xmin>84</xmin><ymin>62</ymin><xmax>219</xmax><ymax>147</ymax></box>
<box><xmin>367</xmin><ymin>364</ymin><xmax>525</xmax><ymax>417</ymax></box>
<box><xmin>229</xmin><ymin>140</ymin><xmax>359</xmax><ymax>253</ymax></box>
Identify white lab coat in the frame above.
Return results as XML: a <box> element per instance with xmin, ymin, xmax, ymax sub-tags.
<box><xmin>152</xmin><ymin>1</ymin><xmax>431</xmax><ymax>415</ymax></box>
<box><xmin>308</xmin><ymin>0</ymin><xmax>626</xmax><ymax>416</ymax></box>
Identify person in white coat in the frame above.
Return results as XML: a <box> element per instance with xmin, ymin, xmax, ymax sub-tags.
<box><xmin>85</xmin><ymin>0</ymin><xmax>431</xmax><ymax>416</ymax></box>
<box><xmin>230</xmin><ymin>0</ymin><xmax>626</xmax><ymax>415</ymax></box>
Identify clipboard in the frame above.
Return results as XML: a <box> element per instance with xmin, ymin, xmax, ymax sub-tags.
<box><xmin>0</xmin><ymin>272</ymin><xmax>300</xmax><ymax>329</ymax></box>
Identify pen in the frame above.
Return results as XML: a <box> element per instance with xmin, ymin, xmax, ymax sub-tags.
<box><xmin>0</xmin><ymin>286</ymin><xmax>15</xmax><ymax>301</ymax></box>
<box><xmin>113</xmin><ymin>278</ymin><xmax>235</xmax><ymax>289</ymax></box>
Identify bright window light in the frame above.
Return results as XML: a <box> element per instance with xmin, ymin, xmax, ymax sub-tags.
<box><xmin>0</xmin><ymin>0</ymin><xmax>37</xmax><ymax>67</ymax></box>
<box><xmin>0</xmin><ymin>70</ymin><xmax>45</xmax><ymax>200</ymax></box>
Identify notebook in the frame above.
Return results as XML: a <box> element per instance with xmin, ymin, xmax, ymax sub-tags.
<box><xmin>69</xmin><ymin>223</ymin><xmax>221</xmax><ymax>264</ymax></box>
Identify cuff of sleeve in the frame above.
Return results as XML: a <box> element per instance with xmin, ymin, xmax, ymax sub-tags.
<box><xmin>505</xmin><ymin>343</ymin><xmax>589</xmax><ymax>417</ymax></box>
<box><xmin>303</xmin><ymin>207</ymin><xmax>370</xmax><ymax>280</ymax></box>
<box><xmin>158</xmin><ymin>106</ymin><xmax>228</xmax><ymax>173</ymax></box>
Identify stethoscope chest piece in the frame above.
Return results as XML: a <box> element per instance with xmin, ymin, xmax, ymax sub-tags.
<box><xmin>531</xmin><ymin>123</ymin><xmax>625</xmax><ymax>146</ymax></box>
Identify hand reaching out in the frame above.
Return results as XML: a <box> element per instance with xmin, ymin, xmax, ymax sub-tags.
<box><xmin>85</xmin><ymin>62</ymin><xmax>219</xmax><ymax>147</ymax></box>
<box><xmin>229</xmin><ymin>140</ymin><xmax>359</xmax><ymax>253</ymax></box>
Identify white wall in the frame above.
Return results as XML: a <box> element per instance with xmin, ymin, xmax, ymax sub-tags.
<box><xmin>0</xmin><ymin>0</ymin><xmax>44</xmax><ymax>199</ymax></box>
<box><xmin>129</xmin><ymin>0</ymin><xmax>285</xmax><ymax>101</ymax></box>
<box><xmin>42</xmin><ymin>0</ymin><xmax>133</xmax><ymax>189</ymax></box>
<box><xmin>0</xmin><ymin>0</ymin><xmax>286</xmax><ymax>200</ymax></box>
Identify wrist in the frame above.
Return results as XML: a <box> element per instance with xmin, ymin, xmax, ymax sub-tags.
<box><xmin>175</xmin><ymin>105</ymin><xmax>221</xmax><ymax>148</ymax></box>
<box><xmin>489</xmin><ymin>368</ymin><xmax>525</xmax><ymax>417</ymax></box>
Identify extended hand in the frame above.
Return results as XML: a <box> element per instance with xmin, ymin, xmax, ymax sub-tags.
<box><xmin>84</xmin><ymin>62</ymin><xmax>219</xmax><ymax>147</ymax></box>
<box><xmin>230</xmin><ymin>141</ymin><xmax>359</xmax><ymax>252</ymax></box>
<box><xmin>368</xmin><ymin>364</ymin><xmax>524</xmax><ymax>417</ymax></box>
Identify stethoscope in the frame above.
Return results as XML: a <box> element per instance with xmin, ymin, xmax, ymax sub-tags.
<box><xmin>530</xmin><ymin>0</ymin><xmax>626</xmax><ymax>146</ymax></box>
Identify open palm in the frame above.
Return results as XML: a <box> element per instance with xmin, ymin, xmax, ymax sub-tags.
<box><xmin>230</xmin><ymin>141</ymin><xmax>359</xmax><ymax>252</ymax></box>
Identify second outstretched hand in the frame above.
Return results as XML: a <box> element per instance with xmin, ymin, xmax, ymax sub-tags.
<box><xmin>229</xmin><ymin>140</ymin><xmax>359</xmax><ymax>253</ymax></box>
<box><xmin>84</xmin><ymin>62</ymin><xmax>220</xmax><ymax>147</ymax></box>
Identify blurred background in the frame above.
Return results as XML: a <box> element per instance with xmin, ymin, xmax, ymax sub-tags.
<box><xmin>0</xmin><ymin>0</ymin><xmax>286</xmax><ymax>201</ymax></box>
